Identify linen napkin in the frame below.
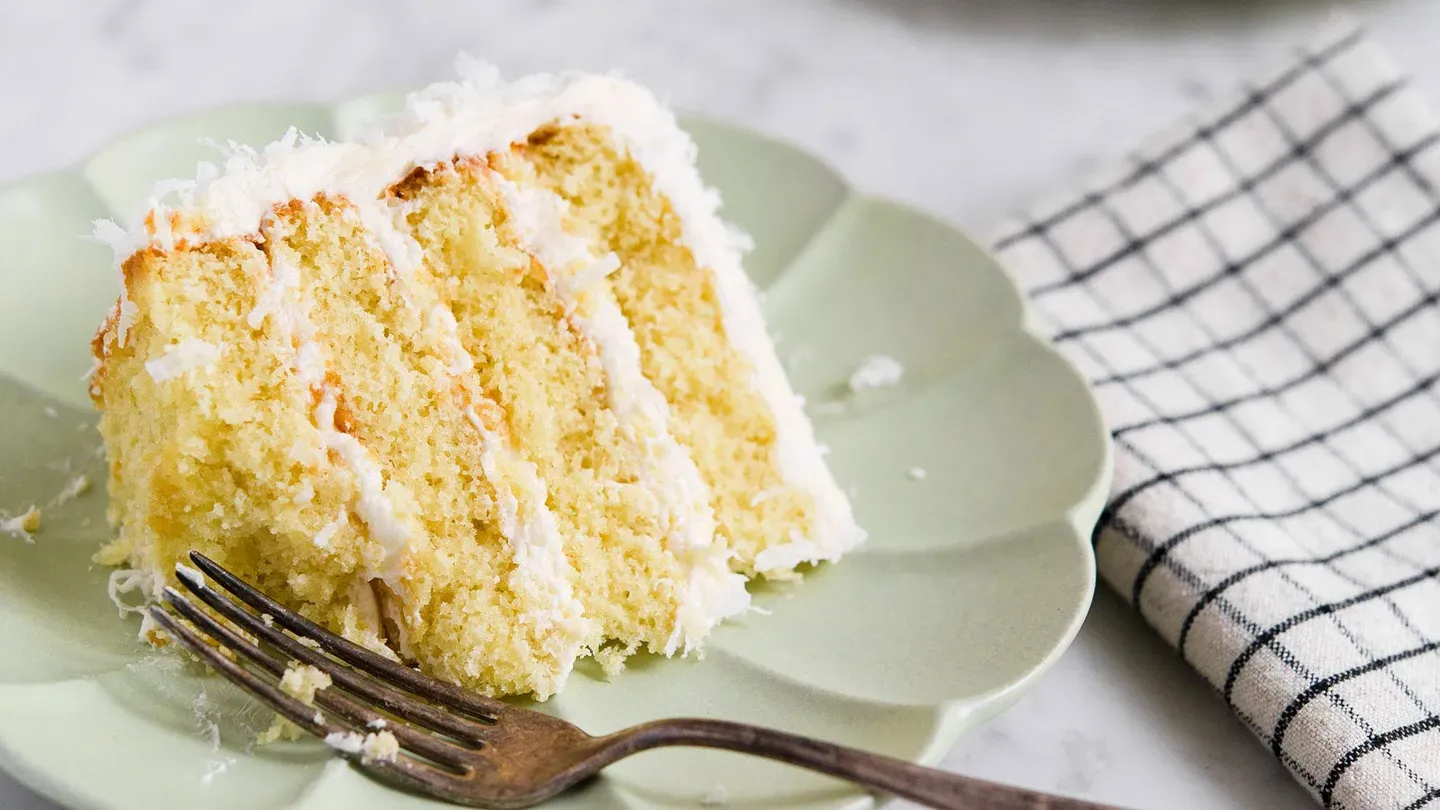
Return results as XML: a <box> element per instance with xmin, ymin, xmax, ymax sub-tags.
<box><xmin>990</xmin><ymin>16</ymin><xmax>1440</xmax><ymax>810</ymax></box>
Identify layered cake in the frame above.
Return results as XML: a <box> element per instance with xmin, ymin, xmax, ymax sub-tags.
<box><xmin>90</xmin><ymin>60</ymin><xmax>864</xmax><ymax>698</ymax></box>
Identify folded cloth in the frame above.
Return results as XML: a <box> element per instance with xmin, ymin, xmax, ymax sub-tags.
<box><xmin>991</xmin><ymin>16</ymin><xmax>1440</xmax><ymax>810</ymax></box>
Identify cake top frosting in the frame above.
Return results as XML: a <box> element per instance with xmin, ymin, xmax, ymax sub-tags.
<box><xmin>92</xmin><ymin>56</ymin><xmax>748</xmax><ymax>283</ymax></box>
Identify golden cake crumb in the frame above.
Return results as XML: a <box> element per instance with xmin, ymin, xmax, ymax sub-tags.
<box><xmin>279</xmin><ymin>662</ymin><xmax>332</xmax><ymax>706</ymax></box>
<box><xmin>593</xmin><ymin>642</ymin><xmax>634</xmax><ymax>678</ymax></box>
<box><xmin>257</xmin><ymin>718</ymin><xmax>304</xmax><ymax>746</ymax></box>
<box><xmin>1</xmin><ymin>506</ymin><xmax>40</xmax><ymax>538</ymax></box>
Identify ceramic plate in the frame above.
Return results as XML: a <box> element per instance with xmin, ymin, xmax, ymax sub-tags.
<box><xmin>0</xmin><ymin>92</ymin><xmax>1111</xmax><ymax>810</ymax></box>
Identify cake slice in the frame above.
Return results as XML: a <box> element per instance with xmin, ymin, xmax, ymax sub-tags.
<box><xmin>90</xmin><ymin>60</ymin><xmax>862</xmax><ymax>698</ymax></box>
<box><xmin>501</xmin><ymin>123</ymin><xmax>863</xmax><ymax>575</ymax></box>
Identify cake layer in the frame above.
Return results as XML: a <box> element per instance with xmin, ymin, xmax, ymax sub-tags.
<box><xmin>92</xmin><ymin>237</ymin><xmax>386</xmax><ymax>647</ymax></box>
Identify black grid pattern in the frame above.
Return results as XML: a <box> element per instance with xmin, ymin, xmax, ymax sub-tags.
<box><xmin>992</xmin><ymin>20</ymin><xmax>1440</xmax><ymax>810</ymax></box>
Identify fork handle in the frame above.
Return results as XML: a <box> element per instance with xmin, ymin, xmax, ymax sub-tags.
<box><xmin>600</xmin><ymin>719</ymin><xmax>1117</xmax><ymax>810</ymax></box>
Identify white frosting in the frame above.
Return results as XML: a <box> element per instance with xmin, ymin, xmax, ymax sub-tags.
<box><xmin>356</xmin><ymin>201</ymin><xmax>425</xmax><ymax>276</ymax></box>
<box><xmin>492</xmin><ymin>180</ymin><xmax>586</xmax><ymax>272</ymax></box>
<box><xmin>250</xmin><ymin>247</ymin><xmax>414</xmax><ymax>589</ymax></box>
<box><xmin>493</xmin><ymin>178</ymin><xmax>749</xmax><ymax>650</ymax></box>
<box><xmin>248</xmin><ymin>256</ymin><xmax>326</xmax><ymax>387</ymax></box>
<box><xmin>294</xmin><ymin>343</ymin><xmax>325</xmax><ymax>388</ymax></box>
<box><xmin>175</xmin><ymin>562</ymin><xmax>206</xmax><ymax>589</ymax></box>
<box><xmin>848</xmin><ymin>355</ymin><xmax>904</xmax><ymax>392</ymax></box>
<box><xmin>429</xmin><ymin>306</ymin><xmax>474</xmax><ymax>374</ymax></box>
<box><xmin>315</xmin><ymin>390</ymin><xmax>410</xmax><ymax>585</ymax></box>
<box><xmin>465</xmin><ymin>407</ymin><xmax>591</xmax><ymax>687</ymax></box>
<box><xmin>93</xmin><ymin>65</ymin><xmax>733</xmax><ymax>281</ymax></box>
<box><xmin>144</xmin><ymin>339</ymin><xmax>224</xmax><ymax>382</ymax></box>
<box><xmin>323</xmin><ymin>731</ymin><xmax>365</xmax><ymax>754</ymax></box>
<box><xmin>752</xmin><ymin>531</ymin><xmax>828</xmax><ymax>573</ymax></box>
<box><xmin>325</xmin><ymin>729</ymin><xmax>398</xmax><ymax>761</ymax></box>
<box><xmin>91</xmin><ymin>219</ymin><xmax>142</xmax><ymax>348</ymax></box>
<box><xmin>567</xmin><ymin>252</ymin><xmax>622</xmax><ymax>298</ymax></box>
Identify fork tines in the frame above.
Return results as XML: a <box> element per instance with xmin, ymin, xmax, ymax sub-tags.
<box><xmin>150</xmin><ymin>551</ymin><xmax>503</xmax><ymax>795</ymax></box>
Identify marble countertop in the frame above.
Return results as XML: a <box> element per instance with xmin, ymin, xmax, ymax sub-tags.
<box><xmin>5</xmin><ymin>1</ymin><xmax>1439</xmax><ymax>807</ymax></box>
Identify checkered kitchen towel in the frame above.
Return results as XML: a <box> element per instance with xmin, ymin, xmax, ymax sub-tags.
<box><xmin>991</xmin><ymin>17</ymin><xmax>1440</xmax><ymax>810</ymax></box>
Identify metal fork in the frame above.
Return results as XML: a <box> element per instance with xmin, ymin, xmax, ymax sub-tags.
<box><xmin>148</xmin><ymin>551</ymin><xmax>1116</xmax><ymax>810</ymax></box>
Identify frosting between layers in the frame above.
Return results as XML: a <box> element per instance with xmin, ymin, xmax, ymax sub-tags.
<box><xmin>313</xmin><ymin>389</ymin><xmax>410</xmax><ymax>585</ymax></box>
<box><xmin>144</xmin><ymin>339</ymin><xmax>224</xmax><ymax>383</ymax></box>
<box><xmin>247</xmin><ymin>255</ymin><xmax>326</xmax><ymax>386</ymax></box>
<box><xmin>465</xmin><ymin>407</ymin><xmax>591</xmax><ymax>684</ymax></box>
<box><xmin>248</xmin><ymin>248</ymin><xmax>415</xmax><ymax>591</ymax></box>
<box><xmin>257</xmin><ymin>209</ymin><xmax>589</xmax><ymax>686</ymax></box>
<box><xmin>492</xmin><ymin>176</ymin><xmax>750</xmax><ymax>651</ymax></box>
<box><xmin>520</xmin><ymin>86</ymin><xmax>867</xmax><ymax>571</ymax></box>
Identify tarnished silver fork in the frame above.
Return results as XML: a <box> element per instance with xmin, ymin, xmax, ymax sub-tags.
<box><xmin>150</xmin><ymin>551</ymin><xmax>1116</xmax><ymax>810</ymax></box>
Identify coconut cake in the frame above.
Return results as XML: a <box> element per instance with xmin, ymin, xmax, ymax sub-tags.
<box><xmin>89</xmin><ymin>59</ymin><xmax>865</xmax><ymax>699</ymax></box>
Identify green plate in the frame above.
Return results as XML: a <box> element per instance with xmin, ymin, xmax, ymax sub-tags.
<box><xmin>0</xmin><ymin>93</ymin><xmax>1111</xmax><ymax>810</ymax></box>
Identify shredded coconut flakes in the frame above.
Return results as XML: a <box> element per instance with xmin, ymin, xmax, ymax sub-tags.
<box><xmin>49</xmin><ymin>474</ymin><xmax>90</xmax><ymax>507</ymax></box>
<box><xmin>175</xmin><ymin>563</ymin><xmax>206</xmax><ymax>589</ymax></box>
<box><xmin>144</xmin><ymin>339</ymin><xmax>224</xmax><ymax>382</ymax></box>
<box><xmin>847</xmin><ymin>354</ymin><xmax>904</xmax><ymax>392</ymax></box>
<box><xmin>325</xmin><ymin>730</ymin><xmax>399</xmax><ymax>762</ymax></box>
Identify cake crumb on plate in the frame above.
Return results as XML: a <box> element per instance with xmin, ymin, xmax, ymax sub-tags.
<box><xmin>279</xmin><ymin>663</ymin><xmax>332</xmax><ymax>705</ymax></box>
<box><xmin>258</xmin><ymin>663</ymin><xmax>334</xmax><ymax>747</ymax></box>
<box><xmin>257</xmin><ymin>717</ymin><xmax>304</xmax><ymax>746</ymax></box>
<box><xmin>326</xmin><ymin>730</ymin><xmax>400</xmax><ymax>763</ymax></box>
<box><xmin>1</xmin><ymin>506</ymin><xmax>40</xmax><ymax>540</ymax></box>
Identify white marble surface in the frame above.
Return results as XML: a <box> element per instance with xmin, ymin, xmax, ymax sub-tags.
<box><xmin>4</xmin><ymin>1</ymin><xmax>1440</xmax><ymax>807</ymax></box>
